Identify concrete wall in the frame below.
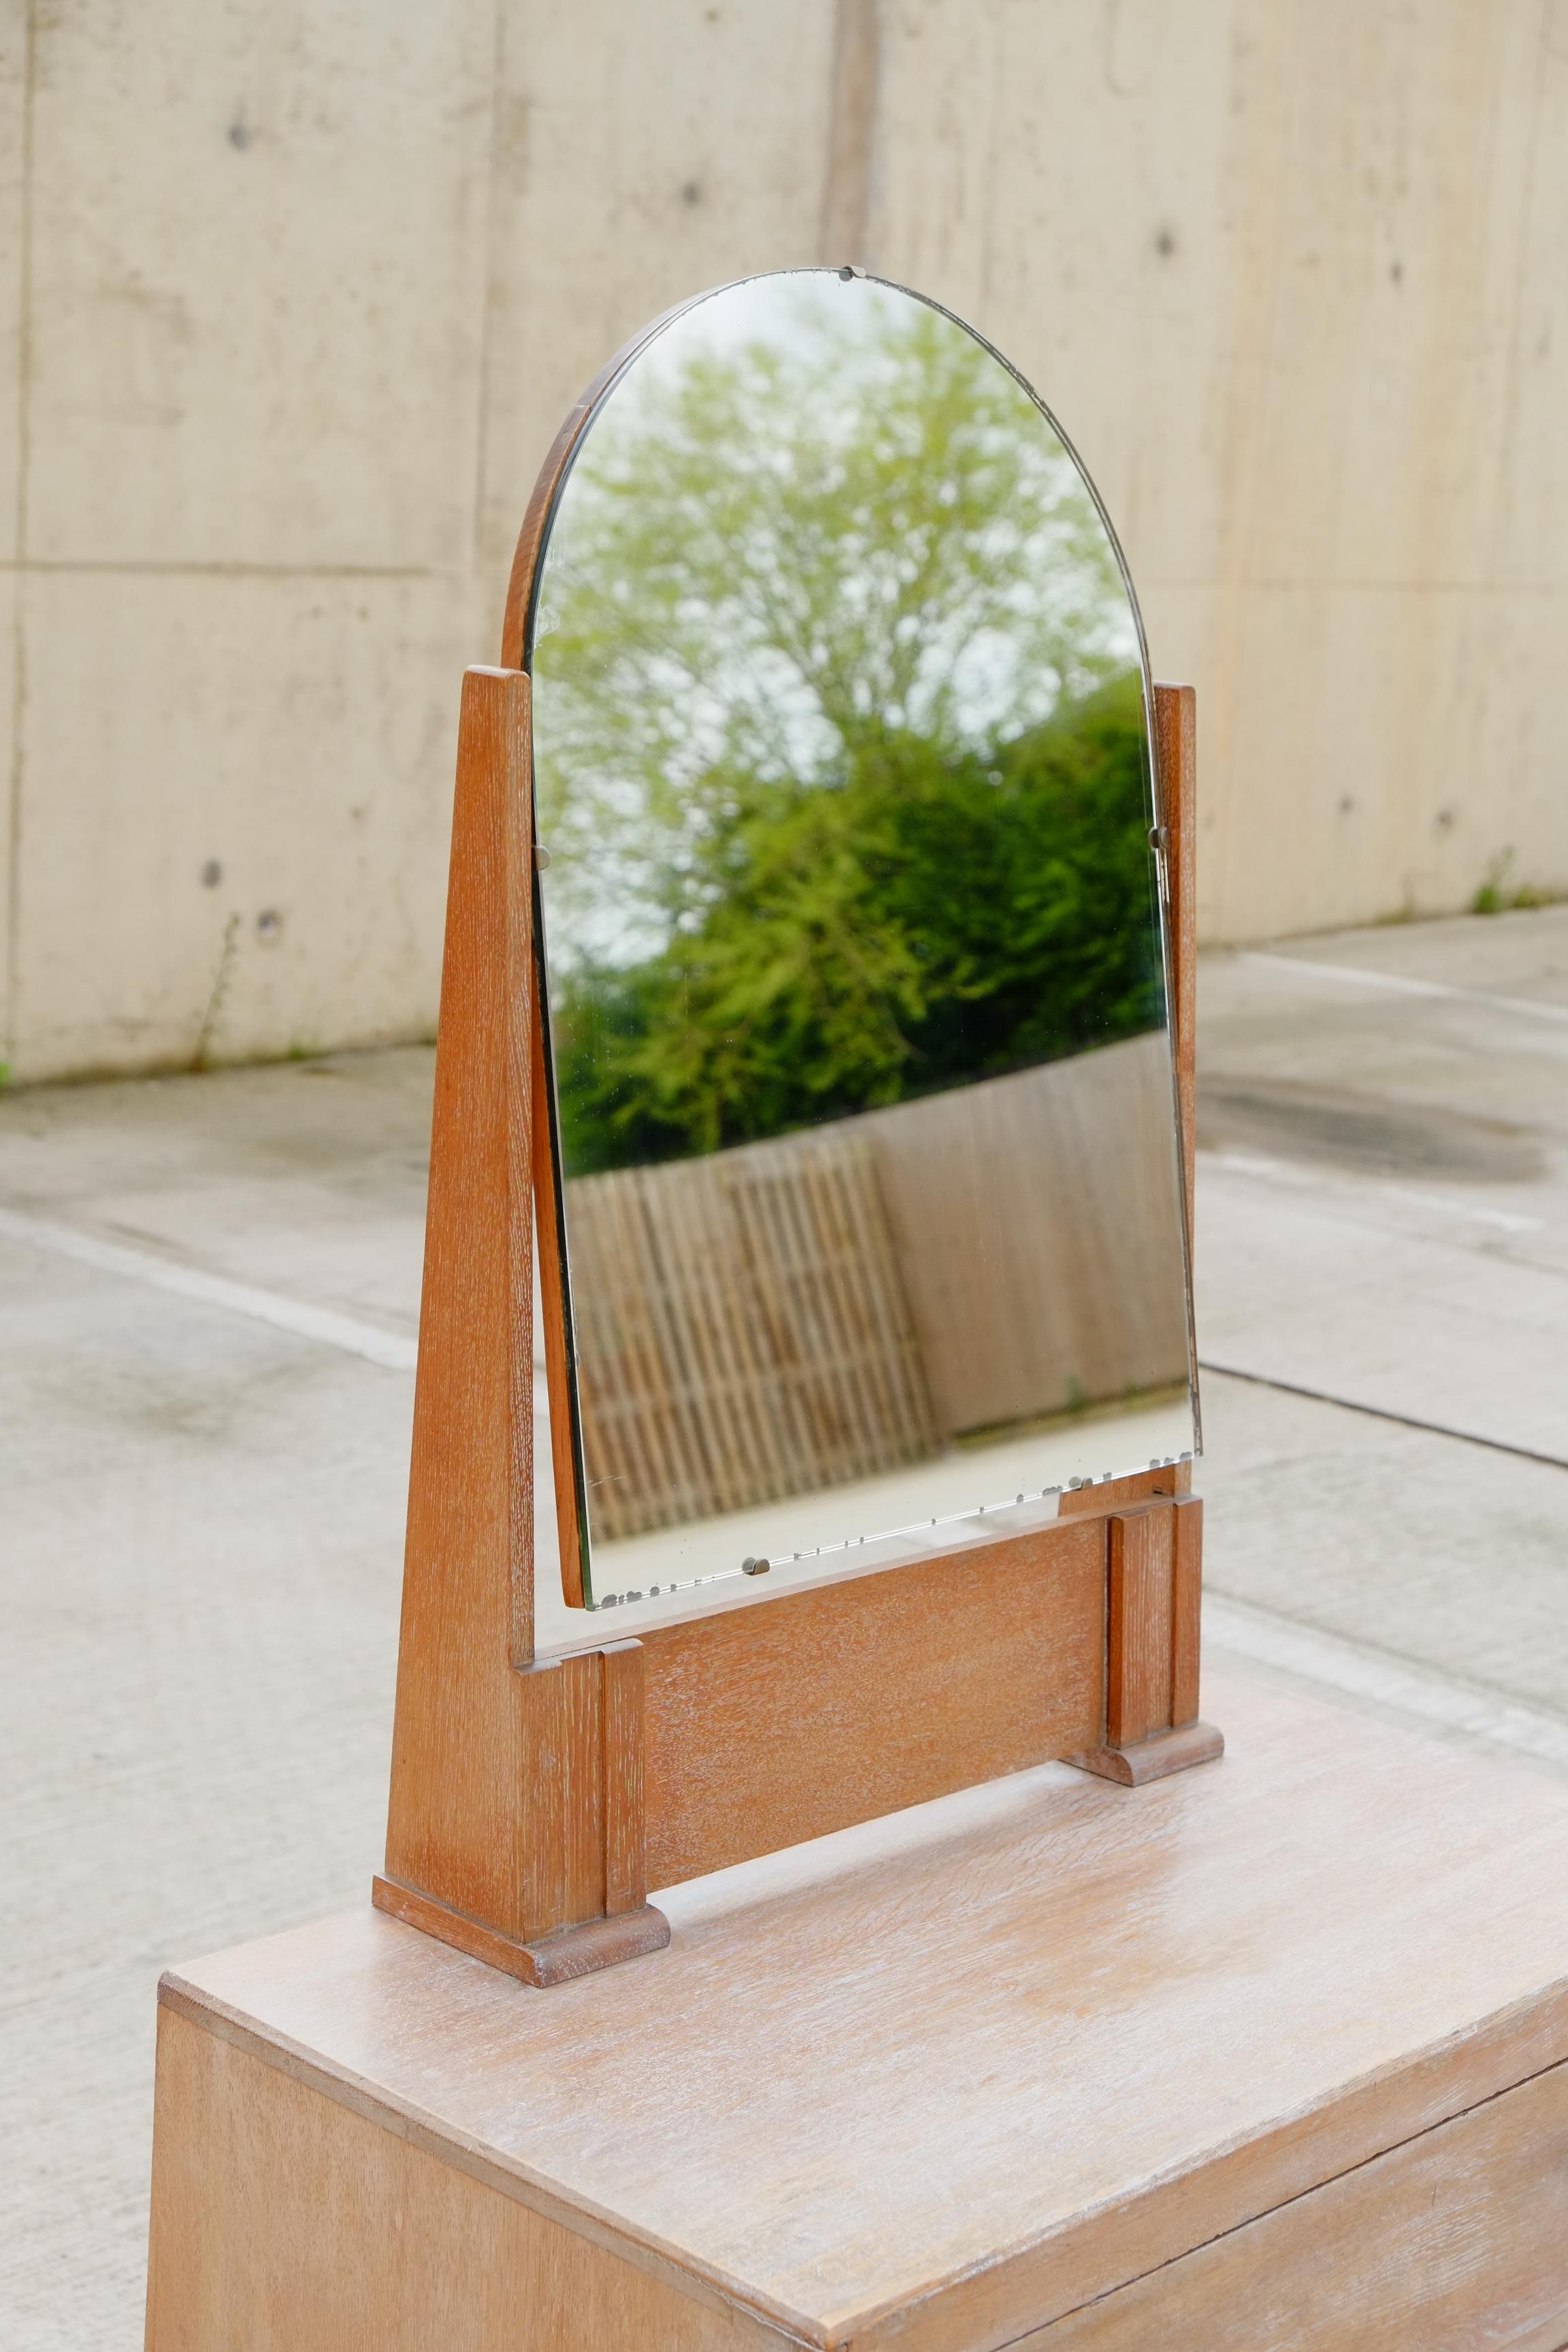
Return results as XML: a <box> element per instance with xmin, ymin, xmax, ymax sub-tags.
<box><xmin>3</xmin><ymin>0</ymin><xmax>1565</xmax><ymax>1082</ymax></box>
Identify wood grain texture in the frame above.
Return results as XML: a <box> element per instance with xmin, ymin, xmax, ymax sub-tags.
<box><xmin>514</xmin><ymin>1652</ymin><xmax>604</xmax><ymax>1940</ymax></box>
<box><xmin>370</xmin><ymin>1875</ymin><xmax>669</xmax><ymax>1987</ymax></box>
<box><xmin>148</xmin><ymin>2003</ymin><xmax>1568</xmax><ymax>2352</ymax></box>
<box><xmin>1023</xmin><ymin>2058</ymin><xmax>1568</xmax><ymax>2349</ymax></box>
<box><xmin>1066</xmin><ymin>693</ymin><xmax>1207</xmax><ymax>1774</ymax></box>
<box><xmin>145</xmin><ymin>2006</ymin><xmax>771</xmax><ymax>2351</ymax></box>
<box><xmin>1105</xmin><ymin>1507</ymin><xmax>1174</xmax><ymax>1748</ymax></box>
<box><xmin>157</xmin><ymin>1665</ymin><xmax>1568</xmax><ymax>2351</ymax></box>
<box><xmin>1169</xmin><ymin>1494</ymin><xmax>1203</xmax><ymax>1728</ymax></box>
<box><xmin>523</xmin><ymin>1903</ymin><xmax>670</xmax><ymax>1986</ymax></box>
<box><xmin>601</xmin><ymin>1640</ymin><xmax>647</xmax><ymax>1916</ymax></box>
<box><xmin>1071</xmin><ymin>1720</ymin><xmax>1224</xmax><ymax>1787</ymax></box>
<box><xmin>382</xmin><ymin>666</ymin><xmax>534</xmax><ymax>1934</ymax></box>
<box><xmin>1057</xmin><ymin>1461</ymin><xmax>1190</xmax><ymax>1517</ymax></box>
<box><xmin>640</xmin><ymin>1514</ymin><xmax>1107</xmax><ymax>1886</ymax></box>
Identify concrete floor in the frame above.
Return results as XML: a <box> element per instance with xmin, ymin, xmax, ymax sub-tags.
<box><xmin>4</xmin><ymin>905</ymin><xmax>1568</xmax><ymax>2347</ymax></box>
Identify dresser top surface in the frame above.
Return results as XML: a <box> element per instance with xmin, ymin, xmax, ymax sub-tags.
<box><xmin>163</xmin><ymin>1664</ymin><xmax>1568</xmax><ymax>2347</ymax></box>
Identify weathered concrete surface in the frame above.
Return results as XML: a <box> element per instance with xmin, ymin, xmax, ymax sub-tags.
<box><xmin>0</xmin><ymin>1053</ymin><xmax>429</xmax><ymax>2349</ymax></box>
<box><xmin>1196</xmin><ymin>906</ymin><xmax>1568</xmax><ymax>1710</ymax></box>
<box><xmin>4</xmin><ymin>905</ymin><xmax>1568</xmax><ymax>2345</ymax></box>
<box><xmin>5</xmin><ymin>3</ymin><xmax>1568</xmax><ymax>1081</ymax></box>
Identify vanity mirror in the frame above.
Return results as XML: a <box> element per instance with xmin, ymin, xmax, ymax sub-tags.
<box><xmin>377</xmin><ymin>270</ymin><xmax>1220</xmax><ymax>1989</ymax></box>
<box><xmin>527</xmin><ymin>272</ymin><xmax>1196</xmax><ymax>1627</ymax></box>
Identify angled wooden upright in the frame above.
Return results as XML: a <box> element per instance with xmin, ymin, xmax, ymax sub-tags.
<box><xmin>372</xmin><ymin>655</ymin><xmax>1219</xmax><ymax>1986</ymax></box>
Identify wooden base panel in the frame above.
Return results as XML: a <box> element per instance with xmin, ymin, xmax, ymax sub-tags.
<box><xmin>146</xmin><ymin>2009</ymin><xmax>1568</xmax><ymax>2352</ymax></box>
<box><xmin>371</xmin><ymin>1876</ymin><xmax>670</xmax><ymax>1987</ymax></box>
<box><xmin>146</xmin><ymin>2010</ymin><xmax>771</xmax><ymax>2352</ymax></box>
<box><xmin>153</xmin><ymin>1668</ymin><xmax>1568</xmax><ymax>2349</ymax></box>
<box><xmin>1070</xmin><ymin>1719</ymin><xmax>1225</xmax><ymax>1786</ymax></box>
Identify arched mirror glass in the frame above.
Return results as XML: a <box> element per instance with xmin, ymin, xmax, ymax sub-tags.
<box><xmin>527</xmin><ymin>268</ymin><xmax>1196</xmax><ymax>1635</ymax></box>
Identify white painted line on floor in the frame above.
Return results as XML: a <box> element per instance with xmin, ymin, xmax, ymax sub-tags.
<box><xmin>1199</xmin><ymin>1358</ymin><xmax>1568</xmax><ymax>1472</ymax></box>
<box><xmin>1205</xmin><ymin>1147</ymin><xmax>1544</xmax><ymax>1232</ymax></box>
<box><xmin>1239</xmin><ymin>951</ymin><xmax>1568</xmax><ymax>1027</ymax></box>
<box><xmin>10</xmin><ymin>1203</ymin><xmax>1566</xmax><ymax>1781</ymax></box>
<box><xmin>0</xmin><ymin>1203</ymin><xmax>419</xmax><ymax>1371</ymax></box>
<box><xmin>1205</xmin><ymin>1592</ymin><xmax>1568</xmax><ymax>1771</ymax></box>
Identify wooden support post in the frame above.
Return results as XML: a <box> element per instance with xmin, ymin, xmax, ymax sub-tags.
<box><xmin>602</xmin><ymin>1642</ymin><xmax>648</xmax><ymax>1918</ymax></box>
<box><xmin>1106</xmin><ymin>1507</ymin><xmax>1175</xmax><ymax>1748</ymax></box>
<box><xmin>374</xmin><ymin>1637</ymin><xmax>669</xmax><ymax>1984</ymax></box>
<box><xmin>378</xmin><ymin>667</ymin><xmax>536</xmax><ymax>1933</ymax></box>
<box><xmin>1171</xmin><ymin>1492</ymin><xmax>1204</xmax><ymax>1729</ymax></box>
<box><xmin>372</xmin><ymin>665</ymin><xmax>667</xmax><ymax>1982</ymax></box>
<box><xmin>1072</xmin><ymin>1497</ymin><xmax>1222</xmax><ymax>1785</ymax></box>
<box><xmin>1067</xmin><ymin>687</ymin><xmax>1222</xmax><ymax>1787</ymax></box>
<box><xmin>1068</xmin><ymin>685</ymin><xmax>1222</xmax><ymax>1791</ymax></box>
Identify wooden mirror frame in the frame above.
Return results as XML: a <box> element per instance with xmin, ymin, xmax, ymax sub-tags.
<box><xmin>373</xmin><ymin>376</ymin><xmax>1221</xmax><ymax>1989</ymax></box>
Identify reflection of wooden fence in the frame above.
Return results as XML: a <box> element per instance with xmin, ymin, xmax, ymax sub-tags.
<box><xmin>859</xmin><ymin>1032</ymin><xmax>1190</xmax><ymax>1442</ymax></box>
<box><xmin>563</xmin><ymin>1034</ymin><xmax>1190</xmax><ymax>1543</ymax></box>
<box><xmin>565</xmin><ymin>1134</ymin><xmax>937</xmax><ymax>1541</ymax></box>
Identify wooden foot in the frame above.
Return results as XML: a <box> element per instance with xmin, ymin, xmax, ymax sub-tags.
<box><xmin>1070</xmin><ymin>1719</ymin><xmax>1224</xmax><ymax>1786</ymax></box>
<box><xmin>371</xmin><ymin>1877</ymin><xmax>670</xmax><ymax>1987</ymax></box>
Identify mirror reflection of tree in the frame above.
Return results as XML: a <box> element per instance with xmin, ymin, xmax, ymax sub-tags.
<box><xmin>532</xmin><ymin>289</ymin><xmax>1161</xmax><ymax>1177</ymax></box>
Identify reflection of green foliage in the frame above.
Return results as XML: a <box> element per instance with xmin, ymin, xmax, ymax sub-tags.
<box><xmin>531</xmin><ymin>282</ymin><xmax>1161</xmax><ymax>1176</ymax></box>
<box><xmin>555</xmin><ymin>676</ymin><xmax>1160</xmax><ymax>1172</ymax></box>
<box><xmin>533</xmin><ymin>292</ymin><xmax>1137</xmax><ymax>921</ymax></box>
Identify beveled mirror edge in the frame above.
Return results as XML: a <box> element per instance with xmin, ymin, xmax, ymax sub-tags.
<box><xmin>507</xmin><ymin>268</ymin><xmax>1202</xmax><ymax>1614</ymax></box>
<box><xmin>499</xmin><ymin>284</ymin><xmax>721</xmax><ymax>670</ymax></box>
<box><xmin>528</xmin><ymin>887</ymin><xmax>587</xmax><ymax>1607</ymax></box>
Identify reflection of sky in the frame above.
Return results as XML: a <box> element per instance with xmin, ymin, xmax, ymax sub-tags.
<box><xmin>532</xmin><ymin>272</ymin><xmax>1141</xmax><ymax>977</ymax></box>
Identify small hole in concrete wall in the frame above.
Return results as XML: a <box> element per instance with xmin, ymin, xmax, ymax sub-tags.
<box><xmin>227</xmin><ymin>117</ymin><xmax>251</xmax><ymax>151</ymax></box>
<box><xmin>681</xmin><ymin>180</ymin><xmax>702</xmax><ymax>206</ymax></box>
<box><xmin>200</xmin><ymin>859</ymin><xmax>223</xmax><ymax>888</ymax></box>
<box><xmin>256</xmin><ymin>909</ymin><xmax>283</xmax><ymax>944</ymax></box>
<box><xmin>1390</xmin><ymin>259</ymin><xmax>1403</xmax><ymax>284</ymax></box>
<box><xmin>1154</xmin><ymin>225</ymin><xmax>1177</xmax><ymax>257</ymax></box>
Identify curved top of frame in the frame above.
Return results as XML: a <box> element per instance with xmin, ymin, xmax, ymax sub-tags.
<box><xmin>499</xmin><ymin>288</ymin><xmax>714</xmax><ymax>670</ymax></box>
<box><xmin>500</xmin><ymin>268</ymin><xmax>1157</xmax><ymax>716</ymax></box>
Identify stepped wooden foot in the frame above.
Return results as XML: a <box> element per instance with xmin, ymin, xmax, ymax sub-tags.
<box><xmin>1070</xmin><ymin>1719</ymin><xmax>1224</xmax><ymax>1786</ymax></box>
<box><xmin>372</xmin><ymin>1877</ymin><xmax>670</xmax><ymax>1987</ymax></box>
